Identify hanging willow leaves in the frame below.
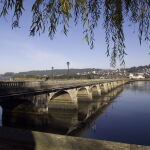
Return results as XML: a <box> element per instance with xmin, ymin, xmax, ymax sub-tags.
<box><xmin>0</xmin><ymin>0</ymin><xmax>149</xmax><ymax>66</ymax></box>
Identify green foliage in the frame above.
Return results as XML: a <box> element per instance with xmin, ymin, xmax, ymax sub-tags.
<box><xmin>0</xmin><ymin>0</ymin><xmax>149</xmax><ymax>66</ymax></box>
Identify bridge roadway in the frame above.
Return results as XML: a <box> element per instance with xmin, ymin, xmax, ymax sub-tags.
<box><xmin>0</xmin><ymin>79</ymin><xmax>129</xmax><ymax>112</ymax></box>
<box><xmin>0</xmin><ymin>79</ymin><xmax>127</xmax><ymax>98</ymax></box>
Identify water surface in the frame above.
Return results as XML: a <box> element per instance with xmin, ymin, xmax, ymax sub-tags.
<box><xmin>80</xmin><ymin>81</ymin><xmax>150</xmax><ymax>145</ymax></box>
<box><xmin>0</xmin><ymin>81</ymin><xmax>150</xmax><ymax>146</ymax></box>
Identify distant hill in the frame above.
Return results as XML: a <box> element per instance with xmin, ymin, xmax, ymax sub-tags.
<box><xmin>2</xmin><ymin>64</ymin><xmax>150</xmax><ymax>78</ymax></box>
<box><xmin>8</xmin><ymin>68</ymin><xmax>105</xmax><ymax>76</ymax></box>
<box><xmin>126</xmin><ymin>64</ymin><xmax>150</xmax><ymax>73</ymax></box>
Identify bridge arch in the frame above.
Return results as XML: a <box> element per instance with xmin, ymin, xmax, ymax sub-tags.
<box><xmin>50</xmin><ymin>90</ymin><xmax>73</xmax><ymax>103</ymax></box>
<box><xmin>77</xmin><ymin>87</ymin><xmax>90</xmax><ymax>100</ymax></box>
<box><xmin>49</xmin><ymin>90</ymin><xmax>78</xmax><ymax>109</ymax></box>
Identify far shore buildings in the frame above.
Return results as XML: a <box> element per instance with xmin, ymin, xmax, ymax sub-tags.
<box><xmin>129</xmin><ymin>73</ymin><xmax>145</xmax><ymax>79</ymax></box>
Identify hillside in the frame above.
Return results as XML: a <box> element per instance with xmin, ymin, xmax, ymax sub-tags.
<box><xmin>126</xmin><ymin>64</ymin><xmax>150</xmax><ymax>73</ymax></box>
<box><xmin>3</xmin><ymin>68</ymin><xmax>105</xmax><ymax>77</ymax></box>
<box><xmin>1</xmin><ymin>64</ymin><xmax>150</xmax><ymax>78</ymax></box>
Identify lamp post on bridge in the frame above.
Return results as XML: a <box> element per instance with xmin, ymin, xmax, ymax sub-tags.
<box><xmin>51</xmin><ymin>66</ymin><xmax>54</xmax><ymax>79</ymax></box>
<box><xmin>67</xmin><ymin>62</ymin><xmax>70</xmax><ymax>78</ymax></box>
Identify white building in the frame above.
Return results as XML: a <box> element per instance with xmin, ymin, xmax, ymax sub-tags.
<box><xmin>129</xmin><ymin>73</ymin><xmax>145</xmax><ymax>79</ymax></box>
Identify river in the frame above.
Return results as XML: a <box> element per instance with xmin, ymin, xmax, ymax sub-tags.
<box><xmin>0</xmin><ymin>81</ymin><xmax>150</xmax><ymax>145</ymax></box>
<box><xmin>80</xmin><ymin>81</ymin><xmax>150</xmax><ymax>145</ymax></box>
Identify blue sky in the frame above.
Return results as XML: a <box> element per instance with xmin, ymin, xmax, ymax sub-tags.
<box><xmin>0</xmin><ymin>2</ymin><xmax>149</xmax><ymax>74</ymax></box>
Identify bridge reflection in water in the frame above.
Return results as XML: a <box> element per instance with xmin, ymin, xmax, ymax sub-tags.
<box><xmin>1</xmin><ymin>87</ymin><xmax>123</xmax><ymax>136</ymax></box>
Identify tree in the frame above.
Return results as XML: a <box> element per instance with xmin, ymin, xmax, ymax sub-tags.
<box><xmin>0</xmin><ymin>0</ymin><xmax>149</xmax><ymax>66</ymax></box>
<box><xmin>67</xmin><ymin>62</ymin><xmax>70</xmax><ymax>75</ymax></box>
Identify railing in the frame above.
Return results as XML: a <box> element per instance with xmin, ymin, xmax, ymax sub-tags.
<box><xmin>0</xmin><ymin>82</ymin><xmax>26</xmax><ymax>88</ymax></box>
<box><xmin>0</xmin><ymin>79</ymin><xmax>128</xmax><ymax>89</ymax></box>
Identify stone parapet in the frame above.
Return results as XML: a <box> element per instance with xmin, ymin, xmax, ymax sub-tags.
<box><xmin>0</xmin><ymin>127</ymin><xmax>149</xmax><ymax>150</ymax></box>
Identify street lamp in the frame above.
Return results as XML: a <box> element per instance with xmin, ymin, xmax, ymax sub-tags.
<box><xmin>51</xmin><ymin>66</ymin><xmax>54</xmax><ymax>79</ymax></box>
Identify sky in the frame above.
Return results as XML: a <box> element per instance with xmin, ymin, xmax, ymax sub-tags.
<box><xmin>0</xmin><ymin>1</ymin><xmax>149</xmax><ymax>74</ymax></box>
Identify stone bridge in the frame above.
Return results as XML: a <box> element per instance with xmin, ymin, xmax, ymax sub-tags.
<box><xmin>0</xmin><ymin>79</ymin><xmax>129</xmax><ymax>113</ymax></box>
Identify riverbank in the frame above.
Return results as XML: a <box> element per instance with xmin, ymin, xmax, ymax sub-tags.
<box><xmin>0</xmin><ymin>127</ymin><xmax>150</xmax><ymax>150</ymax></box>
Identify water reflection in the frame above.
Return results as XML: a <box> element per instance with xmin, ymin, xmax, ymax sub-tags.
<box><xmin>2</xmin><ymin>109</ymin><xmax>78</xmax><ymax>134</ymax></box>
<box><xmin>1</xmin><ymin>87</ymin><xmax>123</xmax><ymax>135</ymax></box>
<box><xmin>81</xmin><ymin>81</ymin><xmax>150</xmax><ymax>146</ymax></box>
<box><xmin>128</xmin><ymin>81</ymin><xmax>150</xmax><ymax>93</ymax></box>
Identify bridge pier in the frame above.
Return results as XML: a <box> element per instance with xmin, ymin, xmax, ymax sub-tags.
<box><xmin>91</xmin><ymin>85</ymin><xmax>101</xmax><ymax>99</ymax></box>
<box><xmin>32</xmin><ymin>94</ymin><xmax>49</xmax><ymax>113</ymax></box>
<box><xmin>100</xmin><ymin>83</ymin><xmax>108</xmax><ymax>94</ymax></box>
